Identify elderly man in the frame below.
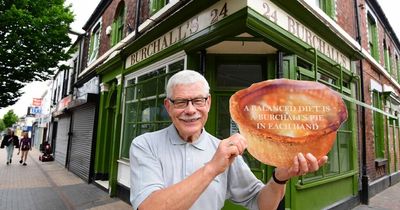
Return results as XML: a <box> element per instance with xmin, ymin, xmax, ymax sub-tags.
<box><xmin>130</xmin><ymin>70</ymin><xmax>327</xmax><ymax>210</ymax></box>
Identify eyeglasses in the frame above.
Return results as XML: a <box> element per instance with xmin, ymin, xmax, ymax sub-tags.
<box><xmin>168</xmin><ymin>97</ymin><xmax>208</xmax><ymax>109</ymax></box>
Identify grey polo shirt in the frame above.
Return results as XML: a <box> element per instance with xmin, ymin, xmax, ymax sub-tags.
<box><xmin>130</xmin><ymin>124</ymin><xmax>264</xmax><ymax>210</ymax></box>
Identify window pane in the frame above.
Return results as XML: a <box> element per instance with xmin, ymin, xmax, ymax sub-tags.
<box><xmin>121</xmin><ymin>123</ymin><xmax>136</xmax><ymax>158</ymax></box>
<box><xmin>140</xmin><ymin>99</ymin><xmax>157</xmax><ymax>122</ymax></box>
<box><xmin>138</xmin><ymin>68</ymin><xmax>166</xmax><ymax>81</ymax></box>
<box><xmin>126</xmin><ymin>86</ymin><xmax>136</xmax><ymax>101</ymax></box>
<box><xmin>168</xmin><ymin>60</ymin><xmax>185</xmax><ymax>72</ymax></box>
<box><xmin>138</xmin><ymin>123</ymin><xmax>154</xmax><ymax>136</ymax></box>
<box><xmin>125</xmin><ymin>102</ymin><xmax>138</xmax><ymax>123</ymax></box>
<box><xmin>317</xmin><ymin>72</ymin><xmax>337</xmax><ymax>86</ymax></box>
<box><xmin>150</xmin><ymin>0</ymin><xmax>166</xmax><ymax>15</ymax></box>
<box><xmin>157</xmin><ymin>98</ymin><xmax>169</xmax><ymax>121</ymax></box>
<box><xmin>217</xmin><ymin>64</ymin><xmax>263</xmax><ymax>87</ymax></box>
<box><xmin>338</xmin><ymin>131</ymin><xmax>351</xmax><ymax>172</ymax></box>
<box><xmin>121</xmin><ymin>59</ymin><xmax>180</xmax><ymax>158</ymax></box>
<box><xmin>326</xmin><ymin>139</ymin><xmax>340</xmax><ymax>174</ymax></box>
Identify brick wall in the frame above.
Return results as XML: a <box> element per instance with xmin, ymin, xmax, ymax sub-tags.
<box><xmin>336</xmin><ymin>0</ymin><xmax>357</xmax><ymax>39</ymax></box>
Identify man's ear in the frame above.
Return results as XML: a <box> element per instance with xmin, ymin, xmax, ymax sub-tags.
<box><xmin>206</xmin><ymin>95</ymin><xmax>212</xmax><ymax>111</ymax></box>
<box><xmin>164</xmin><ymin>98</ymin><xmax>172</xmax><ymax>111</ymax></box>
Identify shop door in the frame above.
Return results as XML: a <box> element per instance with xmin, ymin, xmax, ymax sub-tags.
<box><xmin>208</xmin><ymin>55</ymin><xmax>271</xmax><ymax>210</ymax></box>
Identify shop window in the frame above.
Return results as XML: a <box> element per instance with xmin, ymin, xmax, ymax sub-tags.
<box><xmin>295</xmin><ymin>58</ymin><xmax>355</xmax><ymax>182</ymax></box>
<box><xmin>300</xmin><ymin>97</ymin><xmax>354</xmax><ymax>183</ymax></box>
<box><xmin>297</xmin><ymin>58</ymin><xmax>313</xmax><ymax>71</ymax></box>
<box><xmin>372</xmin><ymin>90</ymin><xmax>385</xmax><ymax>158</ymax></box>
<box><xmin>149</xmin><ymin>0</ymin><xmax>168</xmax><ymax>16</ymax></box>
<box><xmin>88</xmin><ymin>21</ymin><xmax>101</xmax><ymax>64</ymax></box>
<box><xmin>120</xmin><ymin>59</ymin><xmax>184</xmax><ymax>159</ymax></box>
<box><xmin>317</xmin><ymin>72</ymin><xmax>337</xmax><ymax>86</ymax></box>
<box><xmin>367</xmin><ymin>13</ymin><xmax>379</xmax><ymax>61</ymax></box>
<box><xmin>111</xmin><ymin>2</ymin><xmax>125</xmax><ymax>46</ymax></box>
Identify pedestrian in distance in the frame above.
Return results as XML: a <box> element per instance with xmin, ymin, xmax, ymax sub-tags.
<box><xmin>17</xmin><ymin>131</ymin><xmax>32</xmax><ymax>166</ymax></box>
<box><xmin>1</xmin><ymin>128</ymin><xmax>20</xmax><ymax>165</ymax></box>
<box><xmin>129</xmin><ymin>70</ymin><xmax>328</xmax><ymax>210</ymax></box>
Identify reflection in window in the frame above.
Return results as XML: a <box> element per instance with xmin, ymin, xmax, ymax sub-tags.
<box><xmin>112</xmin><ymin>1</ymin><xmax>125</xmax><ymax>46</ymax></box>
<box><xmin>217</xmin><ymin>64</ymin><xmax>263</xmax><ymax>87</ymax></box>
<box><xmin>120</xmin><ymin>59</ymin><xmax>184</xmax><ymax>159</ymax></box>
<box><xmin>149</xmin><ymin>0</ymin><xmax>169</xmax><ymax>15</ymax></box>
<box><xmin>88</xmin><ymin>22</ymin><xmax>101</xmax><ymax>64</ymax></box>
<box><xmin>367</xmin><ymin>13</ymin><xmax>379</xmax><ymax>60</ymax></box>
<box><xmin>305</xmin><ymin>0</ymin><xmax>335</xmax><ymax>18</ymax></box>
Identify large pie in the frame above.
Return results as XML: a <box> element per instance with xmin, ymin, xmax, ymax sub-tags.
<box><xmin>230</xmin><ymin>79</ymin><xmax>348</xmax><ymax>168</ymax></box>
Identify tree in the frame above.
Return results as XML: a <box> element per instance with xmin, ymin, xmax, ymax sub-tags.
<box><xmin>0</xmin><ymin>119</ymin><xmax>5</xmax><ymax>132</ymax></box>
<box><xmin>0</xmin><ymin>0</ymin><xmax>74</xmax><ymax>107</ymax></box>
<box><xmin>2</xmin><ymin>110</ymin><xmax>19</xmax><ymax>128</ymax></box>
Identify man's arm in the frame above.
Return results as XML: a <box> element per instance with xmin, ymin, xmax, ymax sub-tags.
<box><xmin>257</xmin><ymin>153</ymin><xmax>328</xmax><ymax>210</ymax></box>
<box><xmin>138</xmin><ymin>162</ymin><xmax>216</xmax><ymax>210</ymax></box>
<box><xmin>135</xmin><ymin>134</ymin><xmax>247</xmax><ymax>210</ymax></box>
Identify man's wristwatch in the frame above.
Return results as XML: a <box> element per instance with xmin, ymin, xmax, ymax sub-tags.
<box><xmin>272</xmin><ymin>169</ymin><xmax>288</xmax><ymax>185</ymax></box>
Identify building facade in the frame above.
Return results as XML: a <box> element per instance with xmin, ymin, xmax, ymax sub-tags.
<box><xmin>61</xmin><ymin>0</ymin><xmax>400</xmax><ymax>209</ymax></box>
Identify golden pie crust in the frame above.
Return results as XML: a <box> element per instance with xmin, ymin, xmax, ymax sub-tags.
<box><xmin>230</xmin><ymin>79</ymin><xmax>348</xmax><ymax>168</ymax></box>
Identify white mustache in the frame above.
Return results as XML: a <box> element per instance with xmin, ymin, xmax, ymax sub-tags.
<box><xmin>179</xmin><ymin>114</ymin><xmax>201</xmax><ymax>121</ymax></box>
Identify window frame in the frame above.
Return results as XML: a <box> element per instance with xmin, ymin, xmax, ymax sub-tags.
<box><xmin>383</xmin><ymin>40</ymin><xmax>391</xmax><ymax>74</ymax></box>
<box><xmin>372</xmin><ymin>90</ymin><xmax>385</xmax><ymax>158</ymax></box>
<box><xmin>396</xmin><ymin>54</ymin><xmax>400</xmax><ymax>83</ymax></box>
<box><xmin>111</xmin><ymin>2</ymin><xmax>125</xmax><ymax>46</ymax></box>
<box><xmin>149</xmin><ymin>0</ymin><xmax>168</xmax><ymax>16</ymax></box>
<box><xmin>367</xmin><ymin>13</ymin><xmax>379</xmax><ymax>61</ymax></box>
<box><xmin>120</xmin><ymin>54</ymin><xmax>186</xmax><ymax>159</ymax></box>
<box><xmin>295</xmin><ymin>57</ymin><xmax>355</xmax><ymax>184</ymax></box>
<box><xmin>88</xmin><ymin>20</ymin><xmax>102</xmax><ymax>64</ymax></box>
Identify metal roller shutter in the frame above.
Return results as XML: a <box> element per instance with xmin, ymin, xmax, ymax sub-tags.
<box><xmin>55</xmin><ymin>116</ymin><xmax>70</xmax><ymax>166</ymax></box>
<box><xmin>69</xmin><ymin>104</ymin><xmax>96</xmax><ymax>182</ymax></box>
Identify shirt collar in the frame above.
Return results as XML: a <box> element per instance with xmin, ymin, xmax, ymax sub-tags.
<box><xmin>168</xmin><ymin>124</ymin><xmax>207</xmax><ymax>151</ymax></box>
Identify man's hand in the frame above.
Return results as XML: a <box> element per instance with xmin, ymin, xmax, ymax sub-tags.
<box><xmin>274</xmin><ymin>153</ymin><xmax>328</xmax><ymax>182</ymax></box>
<box><xmin>205</xmin><ymin>133</ymin><xmax>248</xmax><ymax>176</ymax></box>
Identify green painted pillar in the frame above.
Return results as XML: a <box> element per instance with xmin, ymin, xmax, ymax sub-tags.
<box><xmin>94</xmin><ymin>84</ymin><xmax>109</xmax><ymax>178</ymax></box>
<box><xmin>109</xmin><ymin>75</ymin><xmax>123</xmax><ymax>196</ymax></box>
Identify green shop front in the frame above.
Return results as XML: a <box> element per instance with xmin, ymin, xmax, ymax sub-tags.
<box><xmin>95</xmin><ymin>0</ymin><xmax>363</xmax><ymax>209</ymax></box>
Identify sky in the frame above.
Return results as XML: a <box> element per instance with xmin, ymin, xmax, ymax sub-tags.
<box><xmin>0</xmin><ymin>0</ymin><xmax>399</xmax><ymax>118</ymax></box>
<box><xmin>378</xmin><ymin>0</ymin><xmax>400</xmax><ymax>39</ymax></box>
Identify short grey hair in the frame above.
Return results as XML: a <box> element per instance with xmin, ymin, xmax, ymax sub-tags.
<box><xmin>166</xmin><ymin>70</ymin><xmax>210</xmax><ymax>98</ymax></box>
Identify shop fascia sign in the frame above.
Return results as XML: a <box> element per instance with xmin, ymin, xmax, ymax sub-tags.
<box><xmin>249</xmin><ymin>0</ymin><xmax>351</xmax><ymax>70</ymax></box>
<box><xmin>126</xmin><ymin>0</ymin><xmax>246</xmax><ymax>68</ymax></box>
<box><xmin>126</xmin><ymin>0</ymin><xmax>350</xmax><ymax>70</ymax></box>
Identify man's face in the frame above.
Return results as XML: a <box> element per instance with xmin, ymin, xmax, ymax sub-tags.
<box><xmin>164</xmin><ymin>82</ymin><xmax>211</xmax><ymax>141</ymax></box>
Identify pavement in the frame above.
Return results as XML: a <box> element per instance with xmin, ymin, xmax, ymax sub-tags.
<box><xmin>352</xmin><ymin>180</ymin><xmax>400</xmax><ymax>210</ymax></box>
<box><xmin>2</xmin><ymin>146</ymin><xmax>399</xmax><ymax>210</ymax></box>
<box><xmin>0</xmin><ymin>147</ymin><xmax>132</xmax><ymax>210</ymax></box>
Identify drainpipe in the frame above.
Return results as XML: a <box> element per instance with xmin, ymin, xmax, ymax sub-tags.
<box><xmin>354</xmin><ymin>0</ymin><xmax>369</xmax><ymax>205</ymax></box>
<box><xmin>135</xmin><ymin>0</ymin><xmax>142</xmax><ymax>37</ymax></box>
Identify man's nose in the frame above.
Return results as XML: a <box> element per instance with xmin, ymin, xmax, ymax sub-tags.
<box><xmin>184</xmin><ymin>101</ymin><xmax>197</xmax><ymax>112</ymax></box>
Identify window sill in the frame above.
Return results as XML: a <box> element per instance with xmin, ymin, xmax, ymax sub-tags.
<box><xmin>375</xmin><ymin>158</ymin><xmax>387</xmax><ymax>167</ymax></box>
